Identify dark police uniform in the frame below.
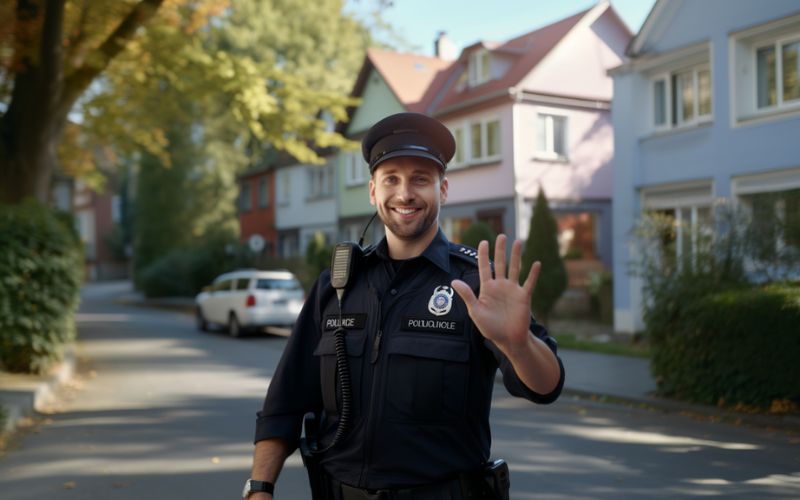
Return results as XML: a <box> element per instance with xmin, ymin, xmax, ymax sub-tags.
<box><xmin>252</xmin><ymin>112</ymin><xmax>565</xmax><ymax>499</ymax></box>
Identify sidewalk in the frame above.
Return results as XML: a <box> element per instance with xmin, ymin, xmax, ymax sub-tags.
<box><xmin>2</xmin><ymin>282</ymin><xmax>799</xmax><ymax>438</ymax></box>
<box><xmin>0</xmin><ymin>347</ymin><xmax>75</xmax><ymax>435</ymax></box>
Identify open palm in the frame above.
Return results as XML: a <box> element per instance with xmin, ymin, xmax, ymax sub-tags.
<box><xmin>451</xmin><ymin>234</ymin><xmax>541</xmax><ymax>351</ymax></box>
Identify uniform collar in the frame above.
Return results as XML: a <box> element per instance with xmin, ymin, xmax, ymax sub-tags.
<box><xmin>373</xmin><ymin>228</ymin><xmax>451</xmax><ymax>274</ymax></box>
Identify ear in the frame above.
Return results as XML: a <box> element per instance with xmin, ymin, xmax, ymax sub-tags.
<box><xmin>440</xmin><ymin>177</ymin><xmax>449</xmax><ymax>205</ymax></box>
<box><xmin>369</xmin><ymin>179</ymin><xmax>376</xmax><ymax>206</ymax></box>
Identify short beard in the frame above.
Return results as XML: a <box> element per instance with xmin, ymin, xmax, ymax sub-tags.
<box><xmin>378</xmin><ymin>204</ymin><xmax>439</xmax><ymax>242</ymax></box>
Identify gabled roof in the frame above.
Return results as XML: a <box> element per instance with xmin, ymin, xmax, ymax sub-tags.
<box><xmin>431</xmin><ymin>7</ymin><xmax>590</xmax><ymax>116</ymax></box>
<box><xmin>349</xmin><ymin>48</ymin><xmax>454</xmax><ymax>114</ymax></box>
<box><xmin>626</xmin><ymin>0</ymin><xmax>677</xmax><ymax>56</ymax></box>
<box><xmin>431</xmin><ymin>2</ymin><xmax>636</xmax><ymax>116</ymax></box>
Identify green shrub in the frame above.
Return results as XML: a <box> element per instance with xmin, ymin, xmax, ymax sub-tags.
<box><xmin>651</xmin><ymin>284</ymin><xmax>800</xmax><ymax>408</ymax></box>
<box><xmin>634</xmin><ymin>203</ymin><xmax>800</xmax><ymax>409</ymax></box>
<box><xmin>459</xmin><ymin>221</ymin><xmax>496</xmax><ymax>250</ymax></box>
<box><xmin>138</xmin><ymin>244</ymin><xmax>233</xmax><ymax>298</ymax></box>
<box><xmin>305</xmin><ymin>232</ymin><xmax>332</xmax><ymax>281</ymax></box>
<box><xmin>0</xmin><ymin>201</ymin><xmax>83</xmax><ymax>373</ymax></box>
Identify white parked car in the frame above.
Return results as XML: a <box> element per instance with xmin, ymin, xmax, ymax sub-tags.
<box><xmin>195</xmin><ymin>269</ymin><xmax>305</xmax><ymax>337</ymax></box>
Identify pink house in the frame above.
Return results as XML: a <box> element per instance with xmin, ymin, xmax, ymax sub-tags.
<box><xmin>428</xmin><ymin>2</ymin><xmax>631</xmax><ymax>277</ymax></box>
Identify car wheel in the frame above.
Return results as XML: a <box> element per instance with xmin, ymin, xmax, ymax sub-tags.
<box><xmin>228</xmin><ymin>313</ymin><xmax>243</xmax><ymax>338</ymax></box>
<box><xmin>196</xmin><ymin>307</ymin><xmax>209</xmax><ymax>332</ymax></box>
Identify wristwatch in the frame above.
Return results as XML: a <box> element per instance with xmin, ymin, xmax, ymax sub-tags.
<box><xmin>242</xmin><ymin>479</ymin><xmax>274</xmax><ymax>498</ymax></box>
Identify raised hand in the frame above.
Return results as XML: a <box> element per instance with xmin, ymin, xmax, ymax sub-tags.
<box><xmin>451</xmin><ymin>234</ymin><xmax>540</xmax><ymax>353</ymax></box>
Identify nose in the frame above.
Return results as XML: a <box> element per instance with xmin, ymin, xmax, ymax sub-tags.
<box><xmin>394</xmin><ymin>179</ymin><xmax>415</xmax><ymax>203</ymax></box>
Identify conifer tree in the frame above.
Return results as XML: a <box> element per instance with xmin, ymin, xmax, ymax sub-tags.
<box><xmin>521</xmin><ymin>188</ymin><xmax>567</xmax><ymax>325</ymax></box>
<box><xmin>460</xmin><ymin>221</ymin><xmax>496</xmax><ymax>250</ymax></box>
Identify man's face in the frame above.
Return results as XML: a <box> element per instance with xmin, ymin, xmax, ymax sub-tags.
<box><xmin>369</xmin><ymin>157</ymin><xmax>448</xmax><ymax>242</ymax></box>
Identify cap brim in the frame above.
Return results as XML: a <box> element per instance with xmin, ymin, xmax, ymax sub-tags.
<box><xmin>370</xmin><ymin>149</ymin><xmax>446</xmax><ymax>173</ymax></box>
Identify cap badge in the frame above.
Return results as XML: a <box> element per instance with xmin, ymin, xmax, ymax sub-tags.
<box><xmin>428</xmin><ymin>285</ymin><xmax>454</xmax><ymax>316</ymax></box>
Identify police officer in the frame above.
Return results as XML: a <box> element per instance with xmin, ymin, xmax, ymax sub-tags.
<box><xmin>244</xmin><ymin>112</ymin><xmax>565</xmax><ymax>499</ymax></box>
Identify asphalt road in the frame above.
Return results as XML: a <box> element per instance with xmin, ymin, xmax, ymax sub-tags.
<box><xmin>0</xmin><ymin>282</ymin><xmax>798</xmax><ymax>499</ymax></box>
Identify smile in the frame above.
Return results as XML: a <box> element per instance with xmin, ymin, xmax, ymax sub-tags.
<box><xmin>393</xmin><ymin>207</ymin><xmax>420</xmax><ymax>215</ymax></box>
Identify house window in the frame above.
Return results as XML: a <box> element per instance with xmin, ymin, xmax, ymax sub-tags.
<box><xmin>276</xmin><ymin>170</ymin><xmax>290</xmax><ymax>206</ymax></box>
<box><xmin>308</xmin><ymin>165</ymin><xmax>334</xmax><ymax>199</ymax></box>
<box><xmin>740</xmin><ymin>189</ymin><xmax>800</xmax><ymax>253</ymax></box>
<box><xmin>468</xmin><ymin>49</ymin><xmax>490</xmax><ymax>86</ymax></box>
<box><xmin>452</xmin><ymin>127</ymin><xmax>465</xmax><ymax>166</ymax></box>
<box><xmin>345</xmin><ymin>152</ymin><xmax>368</xmax><ymax>186</ymax></box>
<box><xmin>470</xmin><ymin>122</ymin><xmax>482</xmax><ymax>159</ymax></box>
<box><xmin>536</xmin><ymin>114</ymin><xmax>567</xmax><ymax>160</ymax></box>
<box><xmin>756</xmin><ymin>38</ymin><xmax>800</xmax><ymax>109</ymax></box>
<box><xmin>240</xmin><ymin>181</ymin><xmax>252</xmax><ymax>211</ymax></box>
<box><xmin>731</xmin><ymin>16</ymin><xmax>800</xmax><ymax>123</ymax></box>
<box><xmin>257</xmin><ymin>178</ymin><xmax>269</xmax><ymax>208</ymax></box>
<box><xmin>449</xmin><ymin>118</ymin><xmax>501</xmax><ymax>166</ymax></box>
<box><xmin>486</xmin><ymin>120</ymin><xmax>500</xmax><ymax>157</ymax></box>
<box><xmin>654</xmin><ymin>80</ymin><xmax>667</xmax><ymax>126</ymax></box>
<box><xmin>642</xmin><ymin>183</ymin><xmax>713</xmax><ymax>266</ymax></box>
<box><xmin>652</xmin><ymin>64</ymin><xmax>711</xmax><ymax>130</ymax></box>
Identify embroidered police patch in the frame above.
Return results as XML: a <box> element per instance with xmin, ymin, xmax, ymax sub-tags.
<box><xmin>427</xmin><ymin>285</ymin><xmax>454</xmax><ymax>316</ymax></box>
<box><xmin>323</xmin><ymin>314</ymin><xmax>367</xmax><ymax>331</ymax></box>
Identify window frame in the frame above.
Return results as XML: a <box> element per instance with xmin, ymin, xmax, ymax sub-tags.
<box><xmin>468</xmin><ymin>49</ymin><xmax>491</xmax><ymax>87</ymax></box>
<box><xmin>448</xmin><ymin>117</ymin><xmax>501</xmax><ymax>169</ymax></box>
<box><xmin>345</xmin><ymin>151</ymin><xmax>368</xmax><ymax>187</ymax></box>
<box><xmin>307</xmin><ymin>164</ymin><xmax>335</xmax><ymax>200</ymax></box>
<box><xmin>240</xmin><ymin>180</ymin><xmax>252</xmax><ymax>212</ymax></box>
<box><xmin>650</xmin><ymin>63</ymin><xmax>712</xmax><ymax>132</ymax></box>
<box><xmin>535</xmin><ymin>113</ymin><xmax>569</xmax><ymax>161</ymax></box>
<box><xmin>276</xmin><ymin>170</ymin><xmax>290</xmax><ymax>206</ymax></box>
<box><xmin>257</xmin><ymin>177</ymin><xmax>269</xmax><ymax>209</ymax></box>
<box><xmin>752</xmin><ymin>33</ymin><xmax>800</xmax><ymax>114</ymax></box>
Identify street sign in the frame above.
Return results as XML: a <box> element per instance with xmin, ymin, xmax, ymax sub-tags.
<box><xmin>248</xmin><ymin>234</ymin><xmax>265</xmax><ymax>253</ymax></box>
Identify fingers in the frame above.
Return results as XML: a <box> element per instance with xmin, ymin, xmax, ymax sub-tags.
<box><xmin>451</xmin><ymin>279</ymin><xmax>477</xmax><ymax>310</ymax></box>
<box><xmin>477</xmin><ymin>240</ymin><xmax>491</xmax><ymax>287</ymax></box>
<box><xmin>523</xmin><ymin>261</ymin><xmax>541</xmax><ymax>297</ymax></box>
<box><xmin>493</xmin><ymin>234</ymin><xmax>507</xmax><ymax>280</ymax></box>
<box><xmin>508</xmin><ymin>239</ymin><xmax>522</xmax><ymax>284</ymax></box>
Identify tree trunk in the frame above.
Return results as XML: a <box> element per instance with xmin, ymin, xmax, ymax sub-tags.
<box><xmin>0</xmin><ymin>0</ymin><xmax>66</xmax><ymax>204</ymax></box>
<box><xmin>0</xmin><ymin>0</ymin><xmax>165</xmax><ymax>205</ymax></box>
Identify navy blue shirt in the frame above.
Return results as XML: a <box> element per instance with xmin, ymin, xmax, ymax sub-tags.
<box><xmin>254</xmin><ymin>229</ymin><xmax>564</xmax><ymax>489</ymax></box>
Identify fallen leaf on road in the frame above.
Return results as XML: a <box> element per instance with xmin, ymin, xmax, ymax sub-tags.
<box><xmin>63</xmin><ymin>481</ymin><xmax>77</xmax><ymax>489</ymax></box>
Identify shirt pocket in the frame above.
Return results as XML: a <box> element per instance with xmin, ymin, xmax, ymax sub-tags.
<box><xmin>314</xmin><ymin>332</ymin><xmax>367</xmax><ymax>417</ymax></box>
<box><xmin>384</xmin><ymin>335</ymin><xmax>469</xmax><ymax>423</ymax></box>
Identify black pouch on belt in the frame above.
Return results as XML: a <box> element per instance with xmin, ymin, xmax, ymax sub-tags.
<box><xmin>482</xmin><ymin>459</ymin><xmax>510</xmax><ymax>500</ymax></box>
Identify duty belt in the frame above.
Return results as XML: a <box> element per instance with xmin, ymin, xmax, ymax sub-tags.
<box><xmin>332</xmin><ymin>473</ymin><xmax>499</xmax><ymax>500</ymax></box>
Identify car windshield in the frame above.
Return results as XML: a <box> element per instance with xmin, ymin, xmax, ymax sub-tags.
<box><xmin>256</xmin><ymin>278</ymin><xmax>301</xmax><ymax>291</ymax></box>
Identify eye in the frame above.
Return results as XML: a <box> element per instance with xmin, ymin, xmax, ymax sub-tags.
<box><xmin>382</xmin><ymin>175</ymin><xmax>398</xmax><ymax>185</ymax></box>
<box><xmin>413</xmin><ymin>175</ymin><xmax>432</xmax><ymax>185</ymax></box>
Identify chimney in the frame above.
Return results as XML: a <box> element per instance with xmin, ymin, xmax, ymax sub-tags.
<box><xmin>434</xmin><ymin>31</ymin><xmax>457</xmax><ymax>61</ymax></box>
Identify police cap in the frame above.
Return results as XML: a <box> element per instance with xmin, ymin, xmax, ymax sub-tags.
<box><xmin>362</xmin><ymin>112</ymin><xmax>456</xmax><ymax>174</ymax></box>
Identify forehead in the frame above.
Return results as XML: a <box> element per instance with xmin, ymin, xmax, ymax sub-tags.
<box><xmin>373</xmin><ymin>157</ymin><xmax>441</xmax><ymax>177</ymax></box>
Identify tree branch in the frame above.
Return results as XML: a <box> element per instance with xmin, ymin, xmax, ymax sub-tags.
<box><xmin>59</xmin><ymin>0</ymin><xmax>165</xmax><ymax>117</ymax></box>
<box><xmin>64</xmin><ymin>0</ymin><xmax>91</xmax><ymax>67</ymax></box>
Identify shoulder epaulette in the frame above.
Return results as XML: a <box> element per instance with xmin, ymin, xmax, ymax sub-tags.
<box><xmin>449</xmin><ymin>242</ymin><xmax>479</xmax><ymax>266</ymax></box>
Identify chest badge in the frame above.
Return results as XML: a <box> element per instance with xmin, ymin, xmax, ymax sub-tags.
<box><xmin>428</xmin><ymin>285</ymin><xmax>454</xmax><ymax>316</ymax></box>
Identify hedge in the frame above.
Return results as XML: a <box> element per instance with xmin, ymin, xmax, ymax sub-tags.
<box><xmin>650</xmin><ymin>283</ymin><xmax>800</xmax><ymax>408</ymax></box>
<box><xmin>137</xmin><ymin>247</ymin><xmax>222</xmax><ymax>298</ymax></box>
<box><xmin>0</xmin><ymin>201</ymin><xmax>83</xmax><ymax>373</ymax></box>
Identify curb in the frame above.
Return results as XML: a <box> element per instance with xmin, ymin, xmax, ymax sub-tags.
<box><xmin>0</xmin><ymin>346</ymin><xmax>76</xmax><ymax>435</ymax></box>
<box><xmin>561</xmin><ymin>387</ymin><xmax>800</xmax><ymax>433</ymax></box>
<box><xmin>113</xmin><ymin>297</ymin><xmax>195</xmax><ymax>315</ymax></box>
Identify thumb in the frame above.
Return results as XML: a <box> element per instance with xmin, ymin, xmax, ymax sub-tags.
<box><xmin>451</xmin><ymin>279</ymin><xmax>477</xmax><ymax>310</ymax></box>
